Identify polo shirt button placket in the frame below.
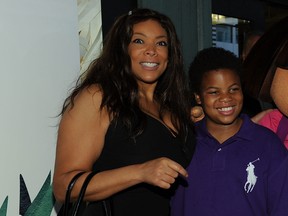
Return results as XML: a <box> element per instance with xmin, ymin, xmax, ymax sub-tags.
<box><xmin>213</xmin><ymin>146</ymin><xmax>226</xmax><ymax>171</ymax></box>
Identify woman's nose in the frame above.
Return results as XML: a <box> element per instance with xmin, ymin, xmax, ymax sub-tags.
<box><xmin>145</xmin><ymin>44</ymin><xmax>157</xmax><ymax>56</ymax></box>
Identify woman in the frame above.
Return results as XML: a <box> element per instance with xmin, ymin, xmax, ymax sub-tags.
<box><xmin>53</xmin><ymin>8</ymin><xmax>195</xmax><ymax>216</ymax></box>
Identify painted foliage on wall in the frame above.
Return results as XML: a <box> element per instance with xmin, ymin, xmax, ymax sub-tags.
<box><xmin>0</xmin><ymin>172</ymin><xmax>54</xmax><ymax>216</ymax></box>
<box><xmin>19</xmin><ymin>172</ymin><xmax>54</xmax><ymax>216</ymax></box>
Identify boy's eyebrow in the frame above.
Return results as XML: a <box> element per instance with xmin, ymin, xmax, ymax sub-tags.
<box><xmin>203</xmin><ymin>86</ymin><xmax>218</xmax><ymax>91</ymax></box>
<box><xmin>229</xmin><ymin>83</ymin><xmax>242</xmax><ymax>87</ymax></box>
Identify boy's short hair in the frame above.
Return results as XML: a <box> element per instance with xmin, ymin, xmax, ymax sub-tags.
<box><xmin>189</xmin><ymin>47</ymin><xmax>243</xmax><ymax>94</ymax></box>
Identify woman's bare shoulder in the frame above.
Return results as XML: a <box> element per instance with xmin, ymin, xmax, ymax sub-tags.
<box><xmin>67</xmin><ymin>84</ymin><xmax>103</xmax><ymax>113</ymax></box>
<box><xmin>62</xmin><ymin>84</ymin><xmax>109</xmax><ymax>126</ymax></box>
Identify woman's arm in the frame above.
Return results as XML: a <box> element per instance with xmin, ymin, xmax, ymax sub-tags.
<box><xmin>270</xmin><ymin>67</ymin><xmax>288</xmax><ymax>117</ymax></box>
<box><xmin>53</xmin><ymin>85</ymin><xmax>187</xmax><ymax>202</ymax></box>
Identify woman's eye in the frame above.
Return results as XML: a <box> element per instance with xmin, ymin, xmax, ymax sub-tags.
<box><xmin>132</xmin><ymin>39</ymin><xmax>143</xmax><ymax>44</ymax></box>
<box><xmin>157</xmin><ymin>41</ymin><xmax>168</xmax><ymax>46</ymax></box>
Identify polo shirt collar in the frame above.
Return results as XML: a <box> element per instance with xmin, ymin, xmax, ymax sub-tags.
<box><xmin>195</xmin><ymin>114</ymin><xmax>256</xmax><ymax>143</ymax></box>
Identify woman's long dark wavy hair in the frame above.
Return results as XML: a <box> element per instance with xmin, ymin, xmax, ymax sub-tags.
<box><xmin>61</xmin><ymin>8</ymin><xmax>193</xmax><ymax>142</ymax></box>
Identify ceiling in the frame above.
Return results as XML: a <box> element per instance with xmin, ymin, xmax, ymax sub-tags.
<box><xmin>264</xmin><ymin>2</ymin><xmax>288</xmax><ymax>28</ymax></box>
<box><xmin>212</xmin><ymin>0</ymin><xmax>288</xmax><ymax>31</ymax></box>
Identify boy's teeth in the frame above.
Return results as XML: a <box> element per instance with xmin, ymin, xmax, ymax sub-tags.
<box><xmin>218</xmin><ymin>107</ymin><xmax>232</xmax><ymax>111</ymax></box>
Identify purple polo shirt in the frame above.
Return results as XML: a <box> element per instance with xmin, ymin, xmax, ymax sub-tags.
<box><xmin>171</xmin><ymin>114</ymin><xmax>288</xmax><ymax>216</ymax></box>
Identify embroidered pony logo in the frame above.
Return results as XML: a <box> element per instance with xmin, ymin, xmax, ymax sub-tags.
<box><xmin>244</xmin><ymin>158</ymin><xmax>260</xmax><ymax>193</ymax></box>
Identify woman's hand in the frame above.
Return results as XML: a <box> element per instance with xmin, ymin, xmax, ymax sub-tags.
<box><xmin>191</xmin><ymin>106</ymin><xmax>204</xmax><ymax>122</ymax></box>
<box><xmin>139</xmin><ymin>157</ymin><xmax>188</xmax><ymax>189</ymax></box>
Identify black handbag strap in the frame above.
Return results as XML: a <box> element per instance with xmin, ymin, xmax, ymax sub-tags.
<box><xmin>71</xmin><ymin>171</ymin><xmax>98</xmax><ymax>216</ymax></box>
<box><xmin>103</xmin><ymin>199</ymin><xmax>112</xmax><ymax>216</ymax></box>
<box><xmin>63</xmin><ymin>171</ymin><xmax>86</xmax><ymax>216</ymax></box>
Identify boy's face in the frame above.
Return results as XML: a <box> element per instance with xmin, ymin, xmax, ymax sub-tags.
<box><xmin>195</xmin><ymin>69</ymin><xmax>243</xmax><ymax>128</ymax></box>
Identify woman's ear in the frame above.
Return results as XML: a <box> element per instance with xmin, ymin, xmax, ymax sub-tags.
<box><xmin>194</xmin><ymin>93</ymin><xmax>202</xmax><ymax>105</ymax></box>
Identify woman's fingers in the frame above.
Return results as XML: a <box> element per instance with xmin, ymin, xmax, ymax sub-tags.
<box><xmin>140</xmin><ymin>157</ymin><xmax>187</xmax><ymax>189</ymax></box>
<box><xmin>191</xmin><ymin>106</ymin><xmax>205</xmax><ymax>122</ymax></box>
<box><xmin>167</xmin><ymin>162</ymin><xmax>188</xmax><ymax>178</ymax></box>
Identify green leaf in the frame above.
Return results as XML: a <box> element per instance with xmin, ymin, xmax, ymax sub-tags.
<box><xmin>24</xmin><ymin>171</ymin><xmax>55</xmax><ymax>216</ymax></box>
<box><xmin>0</xmin><ymin>196</ymin><xmax>8</xmax><ymax>216</ymax></box>
<box><xmin>20</xmin><ymin>174</ymin><xmax>31</xmax><ymax>215</ymax></box>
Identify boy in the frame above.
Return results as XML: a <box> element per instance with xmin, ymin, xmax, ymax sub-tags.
<box><xmin>171</xmin><ymin>47</ymin><xmax>288</xmax><ymax>216</ymax></box>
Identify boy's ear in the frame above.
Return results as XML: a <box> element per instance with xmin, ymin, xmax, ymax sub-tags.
<box><xmin>194</xmin><ymin>93</ymin><xmax>202</xmax><ymax>105</ymax></box>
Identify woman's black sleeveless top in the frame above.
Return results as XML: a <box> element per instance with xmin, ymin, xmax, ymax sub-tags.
<box><xmin>93</xmin><ymin>113</ymin><xmax>195</xmax><ymax>216</ymax></box>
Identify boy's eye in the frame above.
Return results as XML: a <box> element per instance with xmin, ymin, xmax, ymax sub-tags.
<box><xmin>207</xmin><ymin>91</ymin><xmax>218</xmax><ymax>95</ymax></box>
<box><xmin>230</xmin><ymin>87</ymin><xmax>240</xmax><ymax>93</ymax></box>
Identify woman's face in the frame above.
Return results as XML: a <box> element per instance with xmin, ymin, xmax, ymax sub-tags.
<box><xmin>196</xmin><ymin>69</ymin><xmax>243</xmax><ymax>128</ymax></box>
<box><xmin>128</xmin><ymin>19</ymin><xmax>169</xmax><ymax>86</ymax></box>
